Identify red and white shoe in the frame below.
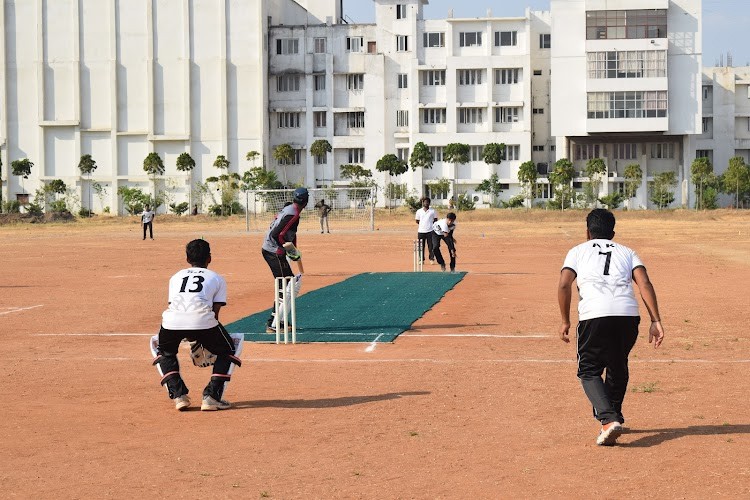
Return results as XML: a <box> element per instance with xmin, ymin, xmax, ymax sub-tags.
<box><xmin>596</xmin><ymin>422</ymin><xmax>623</xmax><ymax>446</ymax></box>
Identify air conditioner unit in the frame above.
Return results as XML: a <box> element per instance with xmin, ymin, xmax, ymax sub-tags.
<box><xmin>609</xmin><ymin>171</ymin><xmax>617</xmax><ymax>177</ymax></box>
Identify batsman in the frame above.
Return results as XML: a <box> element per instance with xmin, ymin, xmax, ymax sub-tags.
<box><xmin>261</xmin><ymin>187</ymin><xmax>308</xmax><ymax>333</ymax></box>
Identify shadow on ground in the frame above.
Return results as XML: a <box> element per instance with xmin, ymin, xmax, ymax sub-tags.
<box><xmin>231</xmin><ymin>391</ymin><xmax>431</xmax><ymax>410</ymax></box>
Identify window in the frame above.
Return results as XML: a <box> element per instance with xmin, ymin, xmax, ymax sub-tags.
<box><xmin>314</xmin><ymin>111</ymin><xmax>327</xmax><ymax>128</ymax></box>
<box><xmin>278</xmin><ymin>149</ymin><xmax>302</xmax><ymax>165</ymax></box>
<box><xmin>348</xmin><ymin>148</ymin><xmax>365</xmax><ymax>163</ymax></box>
<box><xmin>586</xmin><ymin>9</ymin><xmax>667</xmax><ymax>40</ymax></box>
<box><xmin>550</xmin><ymin>145</ymin><xmax>556</xmax><ymax>152</ymax></box>
<box><xmin>575</xmin><ymin>144</ymin><xmax>601</xmax><ymax>161</ymax></box>
<box><xmin>470</xmin><ymin>146</ymin><xmax>484</xmax><ymax>161</ymax></box>
<box><xmin>396</xmin><ymin>4</ymin><xmax>407</xmax><ymax>19</ymax></box>
<box><xmin>314</xmin><ymin>37</ymin><xmax>326</xmax><ymax>54</ymax></box>
<box><xmin>422</xmin><ymin>70</ymin><xmax>446</xmax><ymax>86</ymax></box>
<box><xmin>459</xmin><ymin>32</ymin><xmax>482</xmax><ymax>47</ymax></box>
<box><xmin>533</xmin><ymin>108</ymin><xmax>544</xmax><ymax>114</ymax></box>
<box><xmin>346</xmin><ymin>36</ymin><xmax>364</xmax><ymax>52</ymax></box>
<box><xmin>587</xmin><ymin>50</ymin><xmax>667</xmax><ymax>79</ymax></box>
<box><xmin>423</xmin><ymin>32</ymin><xmax>445</xmax><ymax>48</ymax></box>
<box><xmin>587</xmin><ymin>91</ymin><xmax>668</xmax><ymax>119</ymax></box>
<box><xmin>533</xmin><ymin>69</ymin><xmax>543</xmax><ymax>76</ymax></box>
<box><xmin>315</xmin><ymin>153</ymin><xmax>327</xmax><ymax>165</ymax></box>
<box><xmin>495</xmin><ymin>68</ymin><xmax>520</xmax><ymax>84</ymax></box>
<box><xmin>422</xmin><ymin>108</ymin><xmax>447</xmax><ymax>124</ymax></box>
<box><xmin>458</xmin><ymin>69</ymin><xmax>483</xmax><ymax>85</ymax></box>
<box><xmin>532</xmin><ymin>145</ymin><xmax>545</xmax><ymax>152</ymax></box>
<box><xmin>397</xmin><ymin>148</ymin><xmax>409</xmax><ymax>161</ymax></box>
<box><xmin>276</xmin><ymin>38</ymin><xmax>299</xmax><ymax>55</ymax></box>
<box><xmin>314</xmin><ymin>74</ymin><xmax>326</xmax><ymax>91</ymax></box>
<box><xmin>538</xmin><ymin>182</ymin><xmax>552</xmax><ymax>199</ymax></box>
<box><xmin>347</xmin><ymin>112</ymin><xmax>365</xmax><ymax>128</ymax></box>
<box><xmin>458</xmin><ymin>108</ymin><xmax>483</xmax><ymax>124</ymax></box>
<box><xmin>397</xmin><ymin>74</ymin><xmax>408</xmax><ymax>89</ymax></box>
<box><xmin>536</xmin><ymin>162</ymin><xmax>549</xmax><ymax>175</ymax></box>
<box><xmin>539</xmin><ymin>34</ymin><xmax>551</xmax><ymax>49</ymax></box>
<box><xmin>396</xmin><ymin>35</ymin><xmax>409</xmax><ymax>52</ymax></box>
<box><xmin>614</xmin><ymin>143</ymin><xmax>638</xmax><ymax>160</ymax></box>
<box><xmin>347</xmin><ymin>74</ymin><xmax>364</xmax><ymax>90</ymax></box>
<box><xmin>702</xmin><ymin>117</ymin><xmax>710</xmax><ymax>133</ymax></box>
<box><xmin>702</xmin><ymin>86</ymin><xmax>710</xmax><ymax>100</ymax></box>
<box><xmin>495</xmin><ymin>107</ymin><xmax>520</xmax><ymax>123</ymax></box>
<box><xmin>276</xmin><ymin>75</ymin><xmax>300</xmax><ymax>92</ymax></box>
<box><xmin>495</xmin><ymin>31</ymin><xmax>517</xmax><ymax>47</ymax></box>
<box><xmin>277</xmin><ymin>112</ymin><xmax>301</xmax><ymax>128</ymax></box>
<box><xmin>396</xmin><ymin>110</ymin><xmax>409</xmax><ymax>127</ymax></box>
<box><xmin>505</xmin><ymin>145</ymin><xmax>520</xmax><ymax>161</ymax></box>
<box><xmin>696</xmin><ymin>149</ymin><xmax>712</xmax><ymax>159</ymax></box>
<box><xmin>650</xmin><ymin>143</ymin><xmax>675</xmax><ymax>159</ymax></box>
<box><xmin>429</xmin><ymin>146</ymin><xmax>444</xmax><ymax>161</ymax></box>
<box><xmin>426</xmin><ymin>183</ymin><xmax>449</xmax><ymax>200</ymax></box>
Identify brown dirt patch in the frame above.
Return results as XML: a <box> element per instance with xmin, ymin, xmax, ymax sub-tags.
<box><xmin>3</xmin><ymin>209</ymin><xmax>750</xmax><ymax>498</ymax></box>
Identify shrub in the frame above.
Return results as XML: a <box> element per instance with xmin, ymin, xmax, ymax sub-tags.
<box><xmin>3</xmin><ymin>200</ymin><xmax>21</xmax><ymax>213</ymax></box>
<box><xmin>169</xmin><ymin>202</ymin><xmax>190</xmax><ymax>216</ymax></box>
<box><xmin>598</xmin><ymin>192</ymin><xmax>624</xmax><ymax>209</ymax></box>
<box><xmin>455</xmin><ymin>193</ymin><xmax>476</xmax><ymax>211</ymax></box>
<box><xmin>404</xmin><ymin>195</ymin><xmax>421</xmax><ymax>213</ymax></box>
<box><xmin>500</xmin><ymin>194</ymin><xmax>525</xmax><ymax>209</ymax></box>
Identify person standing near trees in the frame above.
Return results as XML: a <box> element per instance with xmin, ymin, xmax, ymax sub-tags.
<box><xmin>314</xmin><ymin>198</ymin><xmax>331</xmax><ymax>233</ymax></box>
<box><xmin>557</xmin><ymin>209</ymin><xmax>665</xmax><ymax>446</ymax></box>
<box><xmin>415</xmin><ymin>197</ymin><xmax>438</xmax><ymax>265</ymax></box>
<box><xmin>141</xmin><ymin>204</ymin><xmax>155</xmax><ymax>240</ymax></box>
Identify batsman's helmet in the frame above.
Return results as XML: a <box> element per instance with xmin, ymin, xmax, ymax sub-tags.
<box><xmin>293</xmin><ymin>187</ymin><xmax>309</xmax><ymax>206</ymax></box>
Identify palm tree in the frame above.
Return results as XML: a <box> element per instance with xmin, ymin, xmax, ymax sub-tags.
<box><xmin>143</xmin><ymin>152</ymin><xmax>165</xmax><ymax>210</ymax></box>
<box><xmin>78</xmin><ymin>154</ymin><xmax>97</xmax><ymax>216</ymax></box>
<box><xmin>176</xmin><ymin>152</ymin><xmax>196</xmax><ymax>210</ymax></box>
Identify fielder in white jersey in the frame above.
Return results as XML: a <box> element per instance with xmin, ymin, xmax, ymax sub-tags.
<box><xmin>431</xmin><ymin>212</ymin><xmax>457</xmax><ymax>272</ymax></box>
<box><xmin>415</xmin><ymin>197</ymin><xmax>438</xmax><ymax>264</ymax></box>
<box><xmin>558</xmin><ymin>209</ymin><xmax>664</xmax><ymax>446</ymax></box>
<box><xmin>152</xmin><ymin>239</ymin><xmax>241</xmax><ymax>412</ymax></box>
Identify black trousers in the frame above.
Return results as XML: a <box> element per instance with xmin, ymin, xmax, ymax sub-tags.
<box><xmin>142</xmin><ymin>221</ymin><xmax>153</xmax><ymax>239</ymax></box>
<box><xmin>576</xmin><ymin>316</ymin><xmax>640</xmax><ymax>425</ymax></box>
<box><xmin>262</xmin><ymin>249</ymin><xmax>294</xmax><ymax>326</ymax></box>
<box><xmin>156</xmin><ymin>323</ymin><xmax>236</xmax><ymax>400</ymax></box>
<box><xmin>431</xmin><ymin>233</ymin><xmax>455</xmax><ymax>271</ymax></box>
<box><xmin>417</xmin><ymin>231</ymin><xmax>434</xmax><ymax>261</ymax></box>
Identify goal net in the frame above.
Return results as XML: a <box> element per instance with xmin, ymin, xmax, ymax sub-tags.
<box><xmin>244</xmin><ymin>187</ymin><xmax>376</xmax><ymax>232</ymax></box>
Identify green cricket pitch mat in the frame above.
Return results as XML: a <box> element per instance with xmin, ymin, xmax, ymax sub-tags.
<box><xmin>226</xmin><ymin>272</ymin><xmax>466</xmax><ymax>343</ymax></box>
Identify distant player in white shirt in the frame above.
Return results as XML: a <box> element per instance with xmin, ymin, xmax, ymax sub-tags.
<box><xmin>415</xmin><ymin>197</ymin><xmax>438</xmax><ymax>265</ymax></box>
<box><xmin>141</xmin><ymin>204</ymin><xmax>155</xmax><ymax>240</ymax></box>
<box><xmin>431</xmin><ymin>212</ymin><xmax>457</xmax><ymax>272</ymax></box>
<box><xmin>558</xmin><ymin>209</ymin><xmax>664</xmax><ymax>446</ymax></box>
<box><xmin>152</xmin><ymin>239</ymin><xmax>242</xmax><ymax>412</ymax></box>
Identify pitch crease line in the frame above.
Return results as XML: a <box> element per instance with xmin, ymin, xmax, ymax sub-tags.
<box><xmin>30</xmin><ymin>357</ymin><xmax>750</xmax><ymax>364</ymax></box>
<box><xmin>1</xmin><ymin>305</ymin><xmax>43</xmax><ymax>316</ymax></box>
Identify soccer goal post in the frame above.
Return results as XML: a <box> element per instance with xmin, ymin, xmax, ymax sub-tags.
<box><xmin>244</xmin><ymin>187</ymin><xmax>376</xmax><ymax>232</ymax></box>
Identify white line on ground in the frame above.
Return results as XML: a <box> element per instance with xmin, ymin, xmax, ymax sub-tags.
<box><xmin>403</xmin><ymin>334</ymin><xmax>550</xmax><ymax>338</ymax></box>
<box><xmin>32</xmin><ymin>333</ymin><xmax>153</xmax><ymax>336</ymax></box>
<box><xmin>0</xmin><ymin>305</ymin><xmax>43</xmax><ymax>316</ymax></box>
<box><xmin>27</xmin><ymin>357</ymin><xmax>750</xmax><ymax>364</ymax></box>
<box><xmin>365</xmin><ymin>333</ymin><xmax>385</xmax><ymax>352</ymax></box>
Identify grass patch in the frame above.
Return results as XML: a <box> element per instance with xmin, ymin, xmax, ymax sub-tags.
<box><xmin>632</xmin><ymin>382</ymin><xmax>658</xmax><ymax>393</ymax></box>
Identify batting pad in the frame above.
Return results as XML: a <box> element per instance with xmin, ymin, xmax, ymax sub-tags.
<box><xmin>226</xmin><ymin>272</ymin><xmax>466</xmax><ymax>343</ymax></box>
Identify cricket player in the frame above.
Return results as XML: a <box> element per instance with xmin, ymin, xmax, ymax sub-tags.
<box><xmin>152</xmin><ymin>239</ymin><xmax>242</xmax><ymax>411</ymax></box>
<box><xmin>558</xmin><ymin>209</ymin><xmax>664</xmax><ymax>446</ymax></box>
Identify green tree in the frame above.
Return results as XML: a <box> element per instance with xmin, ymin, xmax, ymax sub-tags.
<box><xmin>426</xmin><ymin>178</ymin><xmax>451</xmax><ymax>200</ymax></box>
<box><xmin>723</xmin><ymin>156</ymin><xmax>750</xmax><ymax>208</ymax></box>
<box><xmin>482</xmin><ymin>143</ymin><xmax>505</xmax><ymax>166</ymax></box>
<box><xmin>242</xmin><ymin>167</ymin><xmax>284</xmax><ymax>191</ymax></box>
<box><xmin>477</xmin><ymin>173</ymin><xmax>503</xmax><ymax>207</ymax></box>
<box><xmin>272</xmin><ymin>144</ymin><xmax>295</xmax><ymax>186</ymax></box>
<box><xmin>598</xmin><ymin>192</ymin><xmax>624</xmax><ymax>209</ymax></box>
<box><xmin>77</xmin><ymin>154</ymin><xmax>97</xmax><ymax>216</ymax></box>
<box><xmin>176</xmin><ymin>152</ymin><xmax>196</xmax><ymax>210</ymax></box>
<box><xmin>584</xmin><ymin>158</ymin><xmax>607</xmax><ymax>207</ymax></box>
<box><xmin>11</xmin><ymin>158</ymin><xmax>34</xmax><ymax>196</ymax></box>
<box><xmin>517</xmin><ymin>160</ymin><xmax>538</xmax><ymax>209</ymax></box>
<box><xmin>650</xmin><ymin>171</ymin><xmax>678</xmax><ymax>209</ymax></box>
<box><xmin>117</xmin><ymin>186</ymin><xmax>150</xmax><ymax>215</ymax></box>
<box><xmin>309</xmin><ymin>139</ymin><xmax>332</xmax><ymax>164</ymax></box>
<box><xmin>548</xmin><ymin>158</ymin><xmax>575</xmax><ymax>210</ymax></box>
<box><xmin>444</xmin><ymin>143</ymin><xmax>470</xmax><ymax>205</ymax></box>
<box><xmin>143</xmin><ymin>152</ymin><xmax>165</xmax><ymax>210</ymax></box>
<box><xmin>246</xmin><ymin>150</ymin><xmax>261</xmax><ymax>168</ymax></box>
<box><xmin>409</xmin><ymin>142</ymin><xmax>433</xmax><ymax>176</ymax></box>
<box><xmin>623</xmin><ymin>163</ymin><xmax>643</xmax><ymax>200</ymax></box>
<box><xmin>92</xmin><ymin>182</ymin><xmax>109</xmax><ymax>213</ymax></box>
<box><xmin>46</xmin><ymin>179</ymin><xmax>68</xmax><ymax>213</ymax></box>
<box><xmin>376</xmin><ymin>154</ymin><xmax>408</xmax><ymax>209</ymax></box>
<box><xmin>340</xmin><ymin>164</ymin><xmax>374</xmax><ymax>187</ymax></box>
<box><xmin>690</xmin><ymin>157</ymin><xmax>713</xmax><ymax>210</ymax></box>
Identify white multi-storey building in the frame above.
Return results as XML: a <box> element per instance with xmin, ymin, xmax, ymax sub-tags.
<box><xmin>269</xmin><ymin>0</ymin><xmax>553</xmax><ymax>207</ymax></box>
<box><xmin>1</xmin><ymin>0</ymin><xmax>725</xmax><ymax>213</ymax></box>
<box><xmin>0</xmin><ymin>0</ymin><xmax>340</xmax><ymax>214</ymax></box>
<box><xmin>550</xmin><ymin>0</ymin><xmax>702</xmax><ymax>208</ymax></box>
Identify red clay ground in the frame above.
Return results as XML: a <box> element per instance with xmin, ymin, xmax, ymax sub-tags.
<box><xmin>2</xmin><ymin>209</ymin><xmax>750</xmax><ymax>498</ymax></box>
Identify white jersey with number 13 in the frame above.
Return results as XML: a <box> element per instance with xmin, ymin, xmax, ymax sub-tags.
<box><xmin>162</xmin><ymin>267</ymin><xmax>227</xmax><ymax>330</ymax></box>
<box><xmin>562</xmin><ymin>239</ymin><xmax>644</xmax><ymax>321</ymax></box>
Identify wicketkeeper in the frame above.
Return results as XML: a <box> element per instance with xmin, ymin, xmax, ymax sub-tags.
<box><xmin>151</xmin><ymin>239</ymin><xmax>243</xmax><ymax>411</ymax></box>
